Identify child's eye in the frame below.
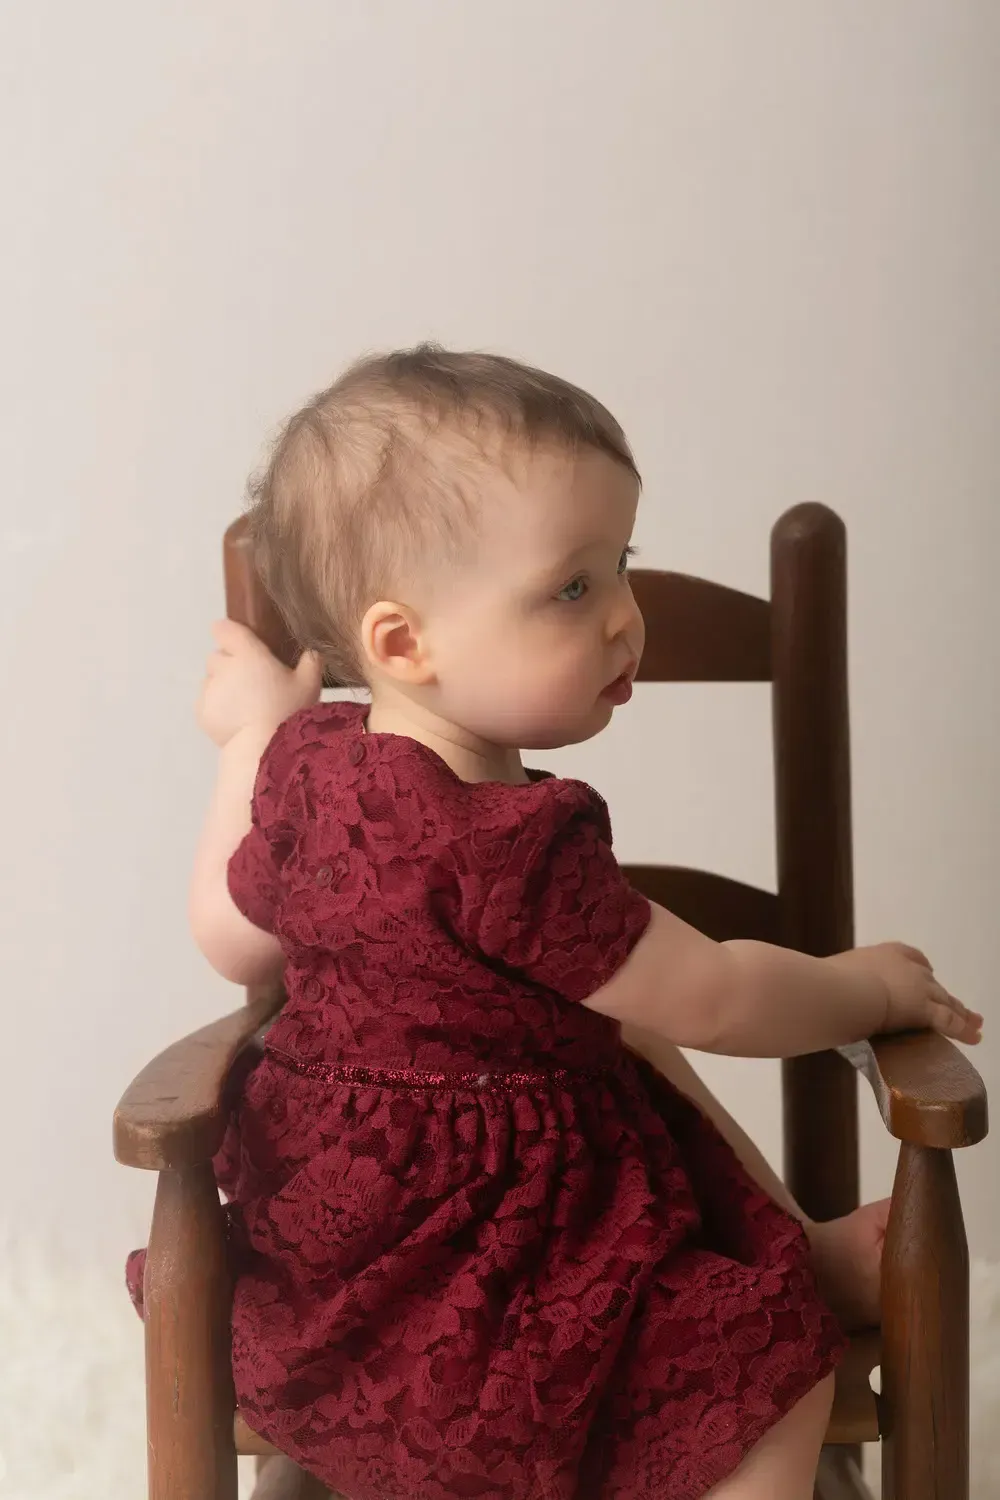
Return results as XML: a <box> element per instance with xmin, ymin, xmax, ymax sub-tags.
<box><xmin>557</xmin><ymin>576</ymin><xmax>588</xmax><ymax>603</ymax></box>
<box><xmin>618</xmin><ymin>545</ymin><xmax>638</xmax><ymax>575</ymax></box>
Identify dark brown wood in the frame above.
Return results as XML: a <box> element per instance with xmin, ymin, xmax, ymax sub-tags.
<box><xmin>841</xmin><ymin>1032</ymin><xmax>988</xmax><ymax>1149</ymax></box>
<box><xmin>224</xmin><ymin>517</ymin><xmax>300</xmax><ymax>667</ymax></box>
<box><xmin>629</xmin><ymin>569</ymin><xmax>772</xmax><ymax>682</ymax></box>
<box><xmin>144</xmin><ymin>1164</ymin><xmax>237</xmax><ymax>1500</ymax></box>
<box><xmin>772</xmin><ymin>503</ymin><xmax>859</xmax><ymax>1222</ymax></box>
<box><xmin>880</xmin><ymin>1143</ymin><xmax>969</xmax><ymax>1500</ymax></box>
<box><xmin>114</xmin><ymin>985</ymin><xmax>285</xmax><ymax>1170</ymax></box>
<box><xmin>815</xmin><ymin>1447</ymin><xmax>872</xmax><ymax>1499</ymax></box>
<box><xmin>780</xmin><ymin>1051</ymin><xmax>859</xmax><ymax>1224</ymax></box>
<box><xmin>621</xmin><ymin>866</ymin><xmax>780</xmax><ymax>944</ymax></box>
<box><xmin>824</xmin><ymin>1331</ymin><xmax>881</xmax><ymax>1446</ymax></box>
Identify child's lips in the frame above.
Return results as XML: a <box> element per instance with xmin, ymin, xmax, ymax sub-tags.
<box><xmin>601</xmin><ymin>670</ymin><xmax>634</xmax><ymax>705</ymax></box>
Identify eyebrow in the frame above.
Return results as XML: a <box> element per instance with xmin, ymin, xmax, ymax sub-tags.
<box><xmin>523</xmin><ymin>546</ymin><xmax>588</xmax><ymax>585</ymax></box>
<box><xmin>525</xmin><ymin>540</ymin><xmax>622</xmax><ymax>592</ymax></box>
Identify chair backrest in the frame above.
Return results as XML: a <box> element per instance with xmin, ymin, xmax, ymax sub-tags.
<box><xmin>223</xmin><ymin>502</ymin><xmax>857</xmax><ymax>1223</ymax></box>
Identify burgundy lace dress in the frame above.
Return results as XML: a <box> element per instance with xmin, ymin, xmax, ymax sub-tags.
<box><xmin>126</xmin><ymin>702</ymin><xmax>844</xmax><ymax>1499</ymax></box>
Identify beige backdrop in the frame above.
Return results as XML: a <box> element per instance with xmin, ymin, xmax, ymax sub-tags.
<box><xmin>2</xmin><ymin>0</ymin><xmax>997</xmax><ymax>1276</ymax></box>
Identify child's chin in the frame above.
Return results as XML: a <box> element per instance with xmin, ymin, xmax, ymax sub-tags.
<box><xmin>516</xmin><ymin>711</ymin><xmax>602</xmax><ymax>752</ymax></box>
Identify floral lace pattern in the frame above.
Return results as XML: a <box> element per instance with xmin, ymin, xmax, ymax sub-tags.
<box><xmin>126</xmin><ymin>704</ymin><xmax>845</xmax><ymax>1499</ymax></box>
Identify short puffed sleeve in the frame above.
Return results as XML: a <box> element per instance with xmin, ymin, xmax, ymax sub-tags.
<box><xmin>453</xmin><ymin>780</ymin><xmax>651</xmax><ymax>1003</ymax></box>
<box><xmin>226</xmin><ymin>712</ymin><xmax>310</xmax><ymax>934</ymax></box>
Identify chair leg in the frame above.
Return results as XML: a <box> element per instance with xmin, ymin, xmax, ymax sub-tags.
<box><xmin>880</xmin><ymin>1142</ymin><xmax>969</xmax><ymax>1500</ymax></box>
<box><xmin>144</xmin><ymin>1163</ymin><xmax>238</xmax><ymax>1500</ymax></box>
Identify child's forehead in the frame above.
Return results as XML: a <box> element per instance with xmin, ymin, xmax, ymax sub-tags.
<box><xmin>469</xmin><ymin>445</ymin><xmax>638</xmax><ymax>590</ymax></box>
<box><xmin>478</xmin><ymin>440</ymin><xmax>638</xmax><ymax>538</ymax></box>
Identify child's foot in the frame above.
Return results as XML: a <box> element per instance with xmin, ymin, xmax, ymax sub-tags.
<box><xmin>806</xmin><ymin>1199</ymin><xmax>890</xmax><ymax>1330</ymax></box>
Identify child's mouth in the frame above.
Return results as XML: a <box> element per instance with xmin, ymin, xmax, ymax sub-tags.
<box><xmin>601</xmin><ymin>672</ymin><xmax>634</xmax><ymax>705</ymax></box>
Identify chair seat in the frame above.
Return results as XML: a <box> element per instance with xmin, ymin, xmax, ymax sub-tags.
<box><xmin>233</xmin><ymin>1330</ymin><xmax>882</xmax><ymax>1460</ymax></box>
<box><xmin>825</xmin><ymin>1329</ymin><xmax>880</xmax><ymax>1445</ymax></box>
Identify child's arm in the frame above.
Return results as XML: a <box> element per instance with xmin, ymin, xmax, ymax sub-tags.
<box><xmin>189</xmin><ymin>723</ymin><xmax>285</xmax><ymax>987</ymax></box>
<box><xmin>188</xmin><ymin>619</ymin><xmax>324</xmax><ymax>988</ymax></box>
<box><xmin>584</xmin><ymin>901</ymin><xmax>982</xmax><ymax>1055</ymax></box>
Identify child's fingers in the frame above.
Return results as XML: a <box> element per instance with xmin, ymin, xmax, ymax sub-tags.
<box><xmin>210</xmin><ymin>619</ymin><xmax>236</xmax><ymax>651</ymax></box>
<box><xmin>295</xmin><ymin>648</ymin><xmax>325</xmax><ymax>688</ymax></box>
<box><xmin>929</xmin><ymin>990</ymin><xmax>982</xmax><ymax>1044</ymax></box>
<box><xmin>899</xmin><ymin>943</ymin><xmax>933</xmax><ymax>971</ymax></box>
<box><xmin>930</xmin><ymin>1004</ymin><xmax>973</xmax><ymax>1042</ymax></box>
<box><xmin>210</xmin><ymin>618</ymin><xmax>261</xmax><ymax>653</ymax></box>
<box><xmin>933</xmin><ymin>982</ymin><xmax>983</xmax><ymax>1028</ymax></box>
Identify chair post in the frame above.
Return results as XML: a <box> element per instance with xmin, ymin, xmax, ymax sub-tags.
<box><xmin>771</xmin><ymin>504</ymin><xmax>859</xmax><ymax>1222</ymax></box>
<box><xmin>880</xmin><ymin>1143</ymin><xmax>969</xmax><ymax>1500</ymax></box>
<box><xmin>223</xmin><ymin>517</ymin><xmax>300</xmax><ymax>668</ymax></box>
<box><xmin>144</xmin><ymin>1163</ymin><xmax>238</xmax><ymax>1500</ymax></box>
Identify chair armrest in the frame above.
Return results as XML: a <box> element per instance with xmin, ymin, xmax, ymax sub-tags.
<box><xmin>113</xmin><ymin>985</ymin><xmax>285</xmax><ymax>1171</ymax></box>
<box><xmin>839</xmin><ymin>1031</ymin><xmax>988</xmax><ymax>1149</ymax></box>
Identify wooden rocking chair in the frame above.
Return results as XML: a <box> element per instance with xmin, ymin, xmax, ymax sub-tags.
<box><xmin>114</xmin><ymin>502</ymin><xmax>987</xmax><ymax>1500</ymax></box>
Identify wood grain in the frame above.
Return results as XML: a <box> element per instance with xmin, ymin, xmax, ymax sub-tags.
<box><xmin>114</xmin><ymin>986</ymin><xmax>285</xmax><ymax>1170</ymax></box>
<box><xmin>144</xmin><ymin>1164</ymin><xmax>237</xmax><ymax>1500</ymax></box>
<box><xmin>629</xmin><ymin>568</ymin><xmax>771</xmax><ymax>682</ymax></box>
<box><xmin>840</xmin><ymin>1032</ymin><xmax>987</xmax><ymax>1149</ymax></box>
<box><xmin>825</xmin><ymin>1331</ymin><xmax>880</xmax><ymax>1446</ymax></box>
<box><xmin>772</xmin><ymin>503</ymin><xmax>859</xmax><ymax>1223</ymax></box>
<box><xmin>880</xmin><ymin>1143</ymin><xmax>969</xmax><ymax>1499</ymax></box>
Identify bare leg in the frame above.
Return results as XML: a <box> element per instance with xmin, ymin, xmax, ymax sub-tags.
<box><xmin>623</xmin><ymin>1025</ymin><xmax>805</xmax><ymax>1218</ymax></box>
<box><xmin>623</xmin><ymin>1027</ymin><xmax>887</xmax><ymax>1328</ymax></box>
<box><xmin>702</xmin><ymin>1374</ymin><xmax>835</xmax><ymax>1499</ymax></box>
<box><xmin>623</xmin><ymin>1033</ymin><xmax>842</xmax><ymax>1493</ymax></box>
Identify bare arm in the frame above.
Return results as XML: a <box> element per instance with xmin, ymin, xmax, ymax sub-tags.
<box><xmin>585</xmin><ymin>902</ymin><xmax>980</xmax><ymax>1056</ymax></box>
<box><xmin>188</xmin><ymin>619</ymin><xmax>322</xmax><ymax>988</ymax></box>
<box><xmin>188</xmin><ymin>722</ymin><xmax>284</xmax><ymax>987</ymax></box>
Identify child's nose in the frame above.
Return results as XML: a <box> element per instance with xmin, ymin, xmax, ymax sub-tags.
<box><xmin>607</xmin><ymin>583</ymin><xmax>645</xmax><ymax>654</ymax></box>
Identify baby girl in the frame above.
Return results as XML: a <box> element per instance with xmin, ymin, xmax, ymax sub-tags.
<box><xmin>181</xmin><ymin>347</ymin><xmax>980</xmax><ymax>1499</ymax></box>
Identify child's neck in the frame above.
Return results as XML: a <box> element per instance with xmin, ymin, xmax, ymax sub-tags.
<box><xmin>365</xmin><ymin>691</ymin><xmax>530</xmax><ymax>787</ymax></box>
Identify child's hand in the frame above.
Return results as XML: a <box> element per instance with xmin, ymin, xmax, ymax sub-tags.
<box><xmin>831</xmin><ymin>942</ymin><xmax>983</xmax><ymax>1045</ymax></box>
<box><xmin>196</xmin><ymin>619</ymin><xmax>324</xmax><ymax>748</ymax></box>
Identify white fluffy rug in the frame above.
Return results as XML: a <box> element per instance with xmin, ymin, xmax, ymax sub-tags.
<box><xmin>1</xmin><ymin>1237</ymin><xmax>998</xmax><ymax>1499</ymax></box>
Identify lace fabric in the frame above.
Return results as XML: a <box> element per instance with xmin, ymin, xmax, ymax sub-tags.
<box><xmin>126</xmin><ymin>703</ymin><xmax>844</xmax><ymax>1498</ymax></box>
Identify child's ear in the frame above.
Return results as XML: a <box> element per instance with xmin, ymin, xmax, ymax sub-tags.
<box><xmin>360</xmin><ymin>600</ymin><xmax>437</xmax><ymax>686</ymax></box>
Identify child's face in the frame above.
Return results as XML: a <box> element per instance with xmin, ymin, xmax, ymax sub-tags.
<box><xmin>422</xmin><ymin>441</ymin><xmax>644</xmax><ymax>750</ymax></box>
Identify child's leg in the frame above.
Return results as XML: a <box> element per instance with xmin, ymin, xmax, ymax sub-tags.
<box><xmin>623</xmin><ymin>1027</ymin><xmax>887</xmax><ymax>1328</ymax></box>
<box><xmin>622</xmin><ymin>1025</ymin><xmax>810</xmax><ymax>1222</ymax></box>
<box><xmin>623</xmin><ymin>1034</ymin><xmax>840</xmax><ymax>1493</ymax></box>
<box><xmin>703</xmin><ymin>1373</ymin><xmax>835</xmax><ymax>1500</ymax></box>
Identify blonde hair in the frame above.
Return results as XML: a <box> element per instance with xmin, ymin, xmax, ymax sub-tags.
<box><xmin>246</xmin><ymin>344</ymin><xmax>640</xmax><ymax>685</ymax></box>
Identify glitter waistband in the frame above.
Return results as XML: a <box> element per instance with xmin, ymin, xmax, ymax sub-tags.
<box><xmin>265</xmin><ymin>1043</ymin><xmax>614</xmax><ymax>1093</ymax></box>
